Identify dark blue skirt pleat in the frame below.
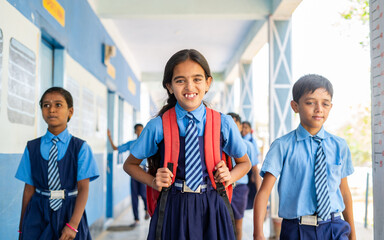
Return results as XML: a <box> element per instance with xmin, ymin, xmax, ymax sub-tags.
<box><xmin>147</xmin><ymin>187</ymin><xmax>235</xmax><ymax>240</ymax></box>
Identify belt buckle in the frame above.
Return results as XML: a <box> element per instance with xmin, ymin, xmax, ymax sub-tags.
<box><xmin>300</xmin><ymin>215</ymin><xmax>318</xmax><ymax>226</ymax></box>
<box><xmin>182</xmin><ymin>182</ymin><xmax>201</xmax><ymax>193</ymax></box>
<box><xmin>50</xmin><ymin>190</ymin><xmax>65</xmax><ymax>199</ymax></box>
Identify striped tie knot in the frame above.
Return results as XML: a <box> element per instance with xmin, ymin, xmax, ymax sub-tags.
<box><xmin>313</xmin><ymin>135</ymin><xmax>331</xmax><ymax>220</ymax></box>
<box><xmin>313</xmin><ymin>135</ymin><xmax>322</xmax><ymax>144</ymax></box>
<box><xmin>52</xmin><ymin>137</ymin><xmax>59</xmax><ymax>145</ymax></box>
<box><xmin>48</xmin><ymin>137</ymin><xmax>62</xmax><ymax>211</ymax></box>
<box><xmin>185</xmin><ymin>112</ymin><xmax>202</xmax><ymax>191</ymax></box>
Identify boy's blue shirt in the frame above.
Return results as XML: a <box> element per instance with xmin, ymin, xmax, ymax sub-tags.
<box><xmin>243</xmin><ymin>133</ymin><xmax>260</xmax><ymax>157</ymax></box>
<box><xmin>130</xmin><ymin>102</ymin><xmax>247</xmax><ymax>160</ymax></box>
<box><xmin>260</xmin><ymin>124</ymin><xmax>354</xmax><ymax>219</ymax></box>
<box><xmin>15</xmin><ymin>128</ymin><xmax>100</xmax><ymax>186</ymax></box>
<box><xmin>118</xmin><ymin>140</ymin><xmax>147</xmax><ymax>166</ymax></box>
<box><xmin>233</xmin><ymin>140</ymin><xmax>258</xmax><ymax>184</ymax></box>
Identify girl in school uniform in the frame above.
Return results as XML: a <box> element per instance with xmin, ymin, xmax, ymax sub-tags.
<box><xmin>123</xmin><ymin>49</ymin><xmax>251</xmax><ymax>240</ymax></box>
<box><xmin>16</xmin><ymin>87</ymin><xmax>99</xmax><ymax>240</ymax></box>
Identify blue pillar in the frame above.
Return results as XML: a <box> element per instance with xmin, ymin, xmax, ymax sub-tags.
<box><xmin>223</xmin><ymin>82</ymin><xmax>235</xmax><ymax>113</ymax></box>
<box><xmin>239</xmin><ymin>62</ymin><xmax>253</xmax><ymax>122</ymax></box>
<box><xmin>268</xmin><ymin>17</ymin><xmax>293</xmax><ymax>143</ymax></box>
<box><xmin>268</xmin><ymin>16</ymin><xmax>293</xmax><ymax>238</ymax></box>
<box><xmin>106</xmin><ymin>91</ymin><xmax>115</xmax><ymax>218</ymax></box>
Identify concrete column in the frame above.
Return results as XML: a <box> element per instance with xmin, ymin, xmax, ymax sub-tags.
<box><xmin>268</xmin><ymin>15</ymin><xmax>294</xmax><ymax>238</ymax></box>
<box><xmin>223</xmin><ymin>82</ymin><xmax>235</xmax><ymax>113</ymax></box>
<box><xmin>268</xmin><ymin>17</ymin><xmax>293</xmax><ymax>143</ymax></box>
<box><xmin>239</xmin><ymin>61</ymin><xmax>254</xmax><ymax>122</ymax></box>
<box><xmin>370</xmin><ymin>0</ymin><xmax>384</xmax><ymax>238</ymax></box>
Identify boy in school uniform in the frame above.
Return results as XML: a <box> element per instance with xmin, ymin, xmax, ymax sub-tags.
<box><xmin>107</xmin><ymin>124</ymin><xmax>150</xmax><ymax>228</ymax></box>
<box><xmin>253</xmin><ymin>74</ymin><xmax>356</xmax><ymax>240</ymax></box>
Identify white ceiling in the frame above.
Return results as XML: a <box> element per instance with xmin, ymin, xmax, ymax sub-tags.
<box><xmin>89</xmin><ymin>0</ymin><xmax>302</xmax><ymax>83</ymax></box>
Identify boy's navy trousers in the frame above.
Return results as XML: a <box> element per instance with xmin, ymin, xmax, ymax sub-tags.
<box><xmin>280</xmin><ymin>213</ymin><xmax>351</xmax><ymax>240</ymax></box>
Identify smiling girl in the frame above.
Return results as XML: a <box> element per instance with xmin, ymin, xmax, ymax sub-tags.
<box><xmin>123</xmin><ymin>49</ymin><xmax>251</xmax><ymax>239</ymax></box>
<box><xmin>16</xmin><ymin>87</ymin><xmax>99</xmax><ymax>240</ymax></box>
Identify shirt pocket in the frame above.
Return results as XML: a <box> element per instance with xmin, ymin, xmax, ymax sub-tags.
<box><xmin>327</xmin><ymin>164</ymin><xmax>342</xmax><ymax>193</ymax></box>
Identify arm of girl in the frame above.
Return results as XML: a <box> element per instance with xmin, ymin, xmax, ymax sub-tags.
<box><xmin>214</xmin><ymin>154</ymin><xmax>251</xmax><ymax>187</ymax></box>
<box><xmin>253</xmin><ymin>172</ymin><xmax>276</xmax><ymax>240</ymax></box>
<box><xmin>124</xmin><ymin>154</ymin><xmax>173</xmax><ymax>192</ymax></box>
<box><xmin>19</xmin><ymin>183</ymin><xmax>35</xmax><ymax>234</ymax></box>
<box><xmin>59</xmin><ymin>178</ymin><xmax>89</xmax><ymax>240</ymax></box>
<box><xmin>340</xmin><ymin>177</ymin><xmax>356</xmax><ymax>240</ymax></box>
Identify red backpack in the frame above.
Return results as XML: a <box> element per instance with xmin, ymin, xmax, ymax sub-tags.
<box><xmin>146</xmin><ymin>106</ymin><xmax>233</xmax><ymax>216</ymax></box>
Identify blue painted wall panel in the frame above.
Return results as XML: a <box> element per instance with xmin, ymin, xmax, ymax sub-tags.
<box><xmin>0</xmin><ymin>154</ymin><xmax>24</xmax><ymax>240</ymax></box>
<box><xmin>7</xmin><ymin>0</ymin><xmax>140</xmax><ymax>110</ymax></box>
<box><xmin>86</xmin><ymin>153</ymin><xmax>105</xmax><ymax>226</ymax></box>
<box><xmin>113</xmin><ymin>164</ymin><xmax>130</xmax><ymax>207</ymax></box>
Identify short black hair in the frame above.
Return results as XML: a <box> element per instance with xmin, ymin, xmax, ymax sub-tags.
<box><xmin>292</xmin><ymin>74</ymin><xmax>333</xmax><ymax>103</ymax></box>
<box><xmin>242</xmin><ymin>121</ymin><xmax>251</xmax><ymax>128</ymax></box>
<box><xmin>227</xmin><ymin>112</ymin><xmax>241</xmax><ymax>123</ymax></box>
<box><xmin>39</xmin><ymin>87</ymin><xmax>73</xmax><ymax>109</ymax></box>
<box><xmin>134</xmin><ymin>123</ymin><xmax>143</xmax><ymax>131</ymax></box>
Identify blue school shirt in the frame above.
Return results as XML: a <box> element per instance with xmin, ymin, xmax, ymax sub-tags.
<box><xmin>233</xmin><ymin>140</ymin><xmax>258</xmax><ymax>184</ymax></box>
<box><xmin>118</xmin><ymin>140</ymin><xmax>147</xmax><ymax>166</ymax></box>
<box><xmin>243</xmin><ymin>133</ymin><xmax>260</xmax><ymax>157</ymax></box>
<box><xmin>15</xmin><ymin>128</ymin><xmax>99</xmax><ymax>186</ymax></box>
<box><xmin>260</xmin><ymin>124</ymin><xmax>354</xmax><ymax>219</ymax></box>
<box><xmin>130</xmin><ymin>102</ymin><xmax>247</xmax><ymax>162</ymax></box>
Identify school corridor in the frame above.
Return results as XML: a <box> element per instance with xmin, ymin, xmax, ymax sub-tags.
<box><xmin>95</xmin><ymin>203</ymin><xmax>373</xmax><ymax>240</ymax></box>
<box><xmin>0</xmin><ymin>0</ymin><xmax>383</xmax><ymax>239</ymax></box>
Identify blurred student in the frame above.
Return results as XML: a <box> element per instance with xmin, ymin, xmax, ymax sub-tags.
<box><xmin>107</xmin><ymin>124</ymin><xmax>149</xmax><ymax>228</ymax></box>
<box><xmin>228</xmin><ymin>112</ymin><xmax>261</xmax><ymax>240</ymax></box>
<box><xmin>241</xmin><ymin>121</ymin><xmax>262</xmax><ymax>209</ymax></box>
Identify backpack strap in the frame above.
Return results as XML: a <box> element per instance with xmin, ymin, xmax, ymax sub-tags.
<box><xmin>155</xmin><ymin>162</ymin><xmax>173</xmax><ymax>240</ymax></box>
<box><xmin>205</xmin><ymin>108</ymin><xmax>236</xmax><ymax>236</ymax></box>
<box><xmin>146</xmin><ymin>107</ymin><xmax>180</xmax><ymax>217</ymax></box>
<box><xmin>162</xmin><ymin>108</ymin><xmax>179</xmax><ymax>181</ymax></box>
<box><xmin>155</xmin><ymin>108</ymin><xmax>179</xmax><ymax>239</ymax></box>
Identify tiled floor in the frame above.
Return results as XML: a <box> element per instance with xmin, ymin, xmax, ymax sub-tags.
<box><xmin>95</xmin><ymin>204</ymin><xmax>373</xmax><ymax>240</ymax></box>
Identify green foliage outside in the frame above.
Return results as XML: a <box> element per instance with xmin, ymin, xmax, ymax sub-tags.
<box><xmin>337</xmin><ymin>1</ymin><xmax>371</xmax><ymax>166</ymax></box>
<box><xmin>341</xmin><ymin>0</ymin><xmax>369</xmax><ymax>23</ymax></box>
<box><xmin>341</xmin><ymin>0</ymin><xmax>370</xmax><ymax>47</ymax></box>
<box><xmin>335</xmin><ymin>105</ymin><xmax>372</xmax><ymax>167</ymax></box>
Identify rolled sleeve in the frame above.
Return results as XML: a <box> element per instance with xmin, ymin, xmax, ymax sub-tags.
<box><xmin>77</xmin><ymin>142</ymin><xmax>99</xmax><ymax>182</ymax></box>
<box><xmin>15</xmin><ymin>147</ymin><xmax>34</xmax><ymax>186</ymax></box>
<box><xmin>260</xmin><ymin>139</ymin><xmax>284</xmax><ymax>178</ymax></box>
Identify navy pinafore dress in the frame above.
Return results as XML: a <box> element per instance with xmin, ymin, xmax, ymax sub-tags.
<box><xmin>147</xmin><ymin>136</ymin><xmax>235</xmax><ymax>240</ymax></box>
<box><xmin>21</xmin><ymin>137</ymin><xmax>92</xmax><ymax>240</ymax></box>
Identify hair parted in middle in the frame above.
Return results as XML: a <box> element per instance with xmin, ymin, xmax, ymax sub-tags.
<box><xmin>157</xmin><ymin>49</ymin><xmax>212</xmax><ymax>116</ymax></box>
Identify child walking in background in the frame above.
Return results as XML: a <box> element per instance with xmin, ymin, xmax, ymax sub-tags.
<box><xmin>227</xmin><ymin>112</ymin><xmax>261</xmax><ymax>240</ymax></box>
<box><xmin>253</xmin><ymin>74</ymin><xmax>356</xmax><ymax>240</ymax></box>
<box><xmin>123</xmin><ymin>49</ymin><xmax>251</xmax><ymax>240</ymax></box>
<box><xmin>107</xmin><ymin>124</ymin><xmax>150</xmax><ymax>228</ymax></box>
<box><xmin>16</xmin><ymin>87</ymin><xmax>99</xmax><ymax>240</ymax></box>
